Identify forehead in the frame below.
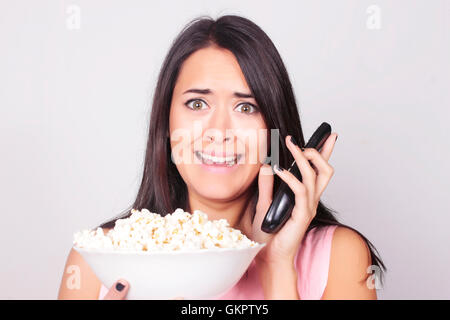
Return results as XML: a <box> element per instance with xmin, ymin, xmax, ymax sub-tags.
<box><xmin>173</xmin><ymin>46</ymin><xmax>251</xmax><ymax>95</ymax></box>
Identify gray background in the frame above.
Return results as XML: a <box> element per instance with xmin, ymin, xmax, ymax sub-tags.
<box><xmin>1</xmin><ymin>0</ymin><xmax>449</xmax><ymax>299</ymax></box>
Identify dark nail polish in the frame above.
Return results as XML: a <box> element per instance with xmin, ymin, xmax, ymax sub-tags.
<box><xmin>335</xmin><ymin>135</ymin><xmax>338</xmax><ymax>142</ymax></box>
<box><xmin>290</xmin><ymin>136</ymin><xmax>298</xmax><ymax>146</ymax></box>
<box><xmin>116</xmin><ymin>282</ymin><xmax>125</xmax><ymax>292</ymax></box>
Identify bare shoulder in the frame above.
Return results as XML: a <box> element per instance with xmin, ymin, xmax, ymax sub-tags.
<box><xmin>321</xmin><ymin>226</ymin><xmax>377</xmax><ymax>299</ymax></box>
<box><xmin>331</xmin><ymin>226</ymin><xmax>372</xmax><ymax>264</ymax></box>
<box><xmin>57</xmin><ymin>228</ymin><xmax>111</xmax><ymax>299</ymax></box>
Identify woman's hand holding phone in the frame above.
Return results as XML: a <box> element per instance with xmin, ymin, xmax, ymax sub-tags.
<box><xmin>238</xmin><ymin>132</ymin><xmax>338</xmax><ymax>267</ymax></box>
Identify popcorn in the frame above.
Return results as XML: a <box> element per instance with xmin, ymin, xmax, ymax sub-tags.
<box><xmin>73</xmin><ymin>208</ymin><xmax>259</xmax><ymax>252</ymax></box>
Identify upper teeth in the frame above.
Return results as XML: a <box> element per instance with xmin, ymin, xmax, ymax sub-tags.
<box><xmin>196</xmin><ymin>151</ymin><xmax>238</xmax><ymax>164</ymax></box>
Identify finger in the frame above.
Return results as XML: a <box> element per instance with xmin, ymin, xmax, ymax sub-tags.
<box><xmin>272</xmin><ymin>165</ymin><xmax>313</xmax><ymax>245</ymax></box>
<box><xmin>318</xmin><ymin>133</ymin><xmax>338</xmax><ymax>162</ymax></box>
<box><xmin>273</xmin><ymin>164</ymin><xmax>308</xmax><ymax>214</ymax></box>
<box><xmin>102</xmin><ymin>279</ymin><xmax>129</xmax><ymax>300</ymax></box>
<box><xmin>286</xmin><ymin>135</ymin><xmax>316</xmax><ymax>200</ymax></box>
<box><xmin>301</xmin><ymin>148</ymin><xmax>335</xmax><ymax>200</ymax></box>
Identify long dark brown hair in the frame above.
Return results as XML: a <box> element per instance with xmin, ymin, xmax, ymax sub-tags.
<box><xmin>98</xmin><ymin>14</ymin><xmax>386</xmax><ymax>285</ymax></box>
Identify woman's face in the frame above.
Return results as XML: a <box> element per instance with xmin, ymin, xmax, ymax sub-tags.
<box><xmin>169</xmin><ymin>46</ymin><xmax>268</xmax><ymax>202</ymax></box>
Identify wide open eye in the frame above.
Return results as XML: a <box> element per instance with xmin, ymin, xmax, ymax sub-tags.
<box><xmin>235</xmin><ymin>103</ymin><xmax>258</xmax><ymax>114</ymax></box>
<box><xmin>184</xmin><ymin>99</ymin><xmax>209</xmax><ymax>111</ymax></box>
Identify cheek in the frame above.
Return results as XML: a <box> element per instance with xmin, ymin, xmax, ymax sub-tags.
<box><xmin>240</xmin><ymin>122</ymin><xmax>269</xmax><ymax>165</ymax></box>
<box><xmin>169</xmin><ymin>104</ymin><xmax>187</xmax><ymax>134</ymax></box>
<box><xmin>169</xmin><ymin>107</ymin><xmax>196</xmax><ymax>160</ymax></box>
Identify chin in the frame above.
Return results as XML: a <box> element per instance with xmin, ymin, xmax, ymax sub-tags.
<box><xmin>193</xmin><ymin>182</ymin><xmax>240</xmax><ymax>200</ymax></box>
<box><xmin>178</xmin><ymin>165</ymin><xmax>256</xmax><ymax>201</ymax></box>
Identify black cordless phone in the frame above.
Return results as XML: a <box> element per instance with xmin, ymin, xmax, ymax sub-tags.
<box><xmin>261</xmin><ymin>122</ymin><xmax>332</xmax><ymax>233</ymax></box>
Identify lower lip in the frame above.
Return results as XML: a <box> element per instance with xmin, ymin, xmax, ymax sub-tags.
<box><xmin>196</xmin><ymin>153</ymin><xmax>240</xmax><ymax>174</ymax></box>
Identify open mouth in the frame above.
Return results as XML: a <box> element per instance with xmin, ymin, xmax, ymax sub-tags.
<box><xmin>194</xmin><ymin>151</ymin><xmax>243</xmax><ymax>167</ymax></box>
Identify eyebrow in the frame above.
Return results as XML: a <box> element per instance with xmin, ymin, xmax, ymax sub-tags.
<box><xmin>182</xmin><ymin>88</ymin><xmax>254</xmax><ymax>99</ymax></box>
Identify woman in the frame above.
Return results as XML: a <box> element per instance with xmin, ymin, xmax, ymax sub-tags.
<box><xmin>58</xmin><ymin>14</ymin><xmax>386</xmax><ymax>300</ymax></box>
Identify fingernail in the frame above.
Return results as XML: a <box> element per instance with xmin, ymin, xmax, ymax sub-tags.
<box><xmin>116</xmin><ymin>282</ymin><xmax>125</xmax><ymax>292</ymax></box>
<box><xmin>274</xmin><ymin>164</ymin><xmax>284</xmax><ymax>172</ymax></box>
<box><xmin>335</xmin><ymin>135</ymin><xmax>338</xmax><ymax>142</ymax></box>
<box><xmin>289</xmin><ymin>135</ymin><xmax>298</xmax><ymax>146</ymax></box>
<box><xmin>300</xmin><ymin>147</ymin><xmax>305</xmax><ymax>151</ymax></box>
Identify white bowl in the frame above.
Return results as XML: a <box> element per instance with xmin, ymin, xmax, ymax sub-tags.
<box><xmin>74</xmin><ymin>243</ymin><xmax>266</xmax><ymax>300</ymax></box>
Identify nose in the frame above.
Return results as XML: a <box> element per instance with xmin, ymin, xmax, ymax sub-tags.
<box><xmin>204</xmin><ymin>105</ymin><xmax>233</xmax><ymax>144</ymax></box>
<box><xmin>205</xmin><ymin>134</ymin><xmax>231</xmax><ymax>143</ymax></box>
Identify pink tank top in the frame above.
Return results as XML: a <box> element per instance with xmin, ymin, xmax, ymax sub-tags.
<box><xmin>98</xmin><ymin>225</ymin><xmax>338</xmax><ymax>300</ymax></box>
